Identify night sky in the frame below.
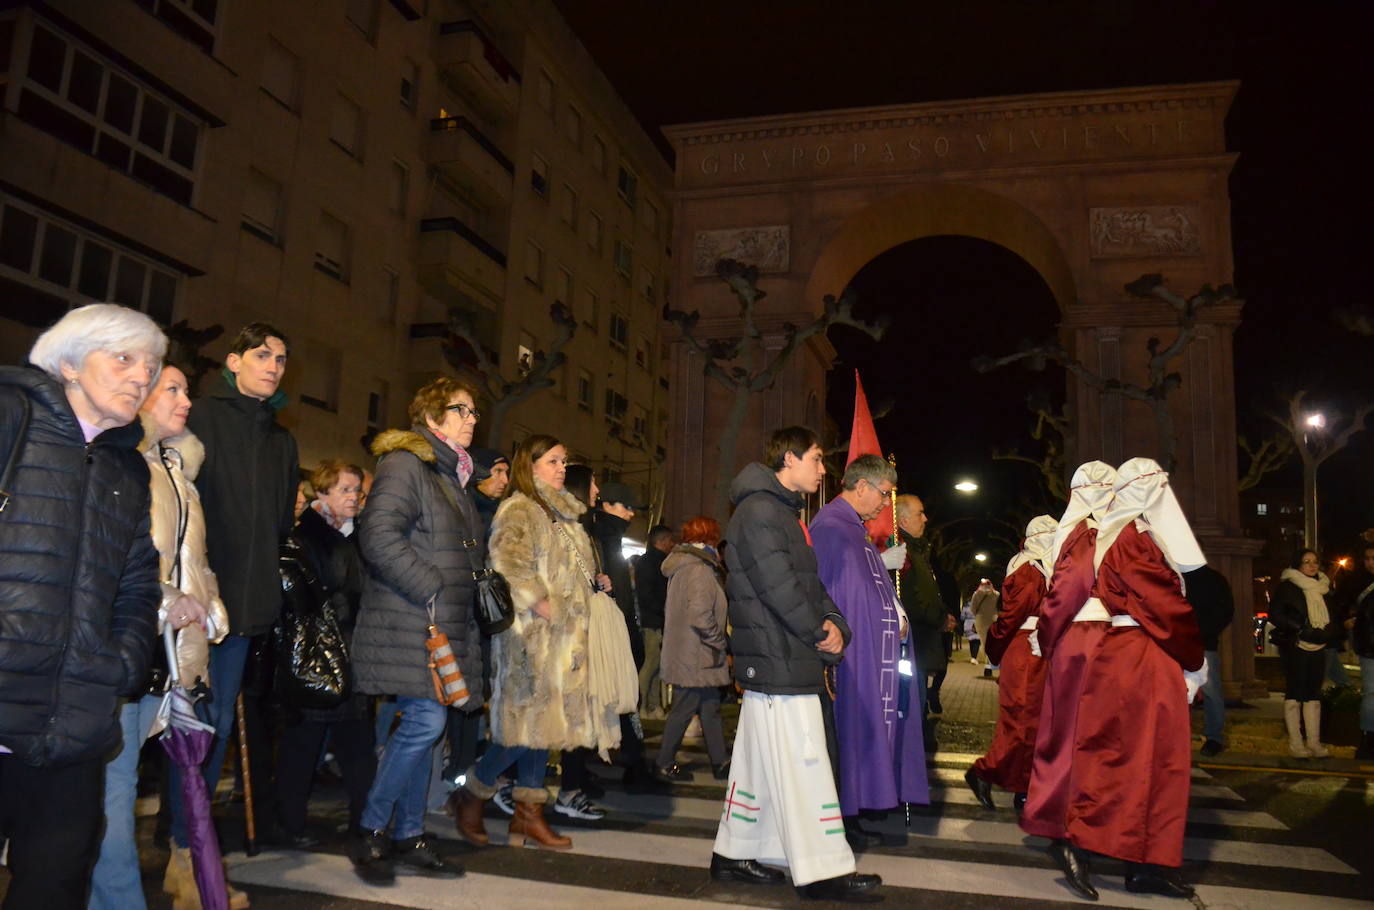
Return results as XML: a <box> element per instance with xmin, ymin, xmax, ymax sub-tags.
<box><xmin>554</xmin><ymin>0</ymin><xmax>1373</xmax><ymax>569</ymax></box>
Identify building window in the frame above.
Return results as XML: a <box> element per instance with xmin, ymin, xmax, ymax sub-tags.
<box><xmin>241</xmin><ymin>168</ymin><xmax>283</xmax><ymax>243</ymax></box>
<box><xmin>1255</xmin><ymin>503</ymin><xmax>1268</xmax><ymax>516</ymax></box>
<box><xmin>633</xmin><ymin>334</ymin><xmax>650</xmax><ymax>370</ymax></box>
<box><xmin>0</xmin><ymin>194</ymin><xmax>181</xmax><ymax>324</ymax></box>
<box><xmin>559</xmin><ymin>184</ymin><xmax>578</xmax><ymax>229</ymax></box>
<box><xmin>603</xmin><ymin>389</ymin><xmax>628</xmax><ymax>423</ymax></box>
<box><xmin>314</xmin><ymin>212</ymin><xmax>349</xmax><ymax>281</ymax></box>
<box><xmin>330</xmin><ymin>93</ymin><xmax>364</xmax><ymax>158</ymax></box>
<box><xmin>609</xmin><ymin>312</ymin><xmax>628</xmax><ymax>349</ymax></box>
<box><xmin>17</xmin><ymin>22</ymin><xmax>202</xmax><ymax>206</ymax></box>
<box><xmin>366</xmin><ymin>379</ymin><xmax>389</xmax><ymax>435</ymax></box>
<box><xmin>523</xmin><ymin>239</ymin><xmax>544</xmax><ymax>287</ymax></box>
<box><xmin>580</xmin><ymin>287</ymin><xmax>599</xmax><ymax>330</ymax></box>
<box><xmin>530</xmin><ymin>152</ymin><xmax>549</xmax><ymax>197</ymax></box>
<box><xmin>345</xmin><ymin>0</ymin><xmax>378</xmax><ymax>40</ymax></box>
<box><xmin>631</xmin><ymin>404</ymin><xmax>648</xmax><ymax>440</ymax></box>
<box><xmin>586</xmin><ymin>211</ymin><xmax>603</xmax><ymax>255</ymax></box>
<box><xmin>382</xmin><ymin>267</ymin><xmax>400</xmax><ymax>322</ymax></box>
<box><xmin>576</xmin><ymin>368</ymin><xmax>593</xmax><ymax>411</ymax></box>
<box><xmin>516</xmin><ymin>330</ymin><xmax>536</xmax><ymax>377</ymax></box>
<box><xmin>260</xmin><ymin>38</ymin><xmax>300</xmax><ymax>110</ymax></box>
<box><xmin>617</xmin><ymin>162</ymin><xmax>638</xmax><ymax>207</ymax></box>
<box><xmin>298</xmin><ymin>340</ymin><xmax>341</xmax><ymax>411</ymax></box>
<box><xmin>536</xmin><ymin>69</ymin><xmax>554</xmax><ymax>115</ymax></box>
<box><xmin>591</xmin><ymin>135</ymin><xmax>607</xmax><ymax>176</ymax></box>
<box><xmin>642</xmin><ymin>199</ymin><xmax>660</xmax><ymax>239</ymax></box>
<box><xmin>390</xmin><ymin>160</ymin><xmax>409</xmax><ymax>215</ymax></box>
<box><xmin>638</xmin><ymin>266</ymin><xmax>655</xmax><ymax>304</ymax></box>
<box><xmin>613</xmin><ymin>239</ymin><xmax>632</xmax><ymax>276</ymax></box>
<box><xmin>564</xmin><ymin>104</ymin><xmax>582</xmax><ymax>147</ymax></box>
<box><xmin>133</xmin><ymin>0</ymin><xmax>219</xmax><ymax>54</ymax></box>
<box><xmin>400</xmin><ymin>59</ymin><xmax>418</xmax><ymax>109</ymax></box>
<box><xmin>555</xmin><ymin>265</ymin><xmax>573</xmax><ymax>305</ymax></box>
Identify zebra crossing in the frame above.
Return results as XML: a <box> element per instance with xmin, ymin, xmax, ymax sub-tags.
<box><xmin>226</xmin><ymin>747</ymin><xmax>1372</xmax><ymax>908</ymax></box>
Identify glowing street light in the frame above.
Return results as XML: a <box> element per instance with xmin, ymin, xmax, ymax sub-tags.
<box><xmin>1305</xmin><ymin>412</ymin><xmax>1326</xmax><ymax>429</ymax></box>
<box><xmin>954</xmin><ymin>480</ymin><xmax>979</xmax><ymax>493</ymax></box>
<box><xmin>974</xmin><ymin>552</ymin><xmax>989</xmax><ymax>563</ymax></box>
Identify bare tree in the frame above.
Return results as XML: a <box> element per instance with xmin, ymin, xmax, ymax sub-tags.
<box><xmin>443</xmin><ymin>302</ymin><xmax>577</xmax><ymax>448</ymax></box>
<box><xmin>165</xmin><ymin>320</ymin><xmax>224</xmax><ymax>397</ymax></box>
<box><xmin>992</xmin><ymin>399</ymin><xmax>1070</xmax><ymax>503</ymax></box>
<box><xmin>973</xmin><ymin>275</ymin><xmax>1234</xmax><ymax>472</ymax></box>
<box><xmin>1237</xmin><ymin>431</ymin><xmax>1296</xmax><ymax>492</ymax></box>
<box><xmin>664</xmin><ymin>258</ymin><xmax>887</xmax><ymax>516</ymax></box>
<box><xmin>1266</xmin><ymin>390</ymin><xmax>1374</xmax><ymax>549</ymax></box>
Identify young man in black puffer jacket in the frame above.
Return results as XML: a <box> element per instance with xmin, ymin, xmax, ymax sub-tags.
<box><xmin>709</xmin><ymin>426</ymin><xmax>882</xmax><ymax>903</ymax></box>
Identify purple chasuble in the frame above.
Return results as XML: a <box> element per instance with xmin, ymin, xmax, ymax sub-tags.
<box><xmin>811</xmin><ymin>497</ymin><xmax>929</xmax><ymax>816</ymax></box>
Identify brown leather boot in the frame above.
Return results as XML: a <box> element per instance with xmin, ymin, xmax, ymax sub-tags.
<box><xmin>446</xmin><ymin>787</ymin><xmax>490</xmax><ymax>847</ymax></box>
<box><xmin>508</xmin><ymin>788</ymin><xmax>571</xmax><ymax>850</ymax></box>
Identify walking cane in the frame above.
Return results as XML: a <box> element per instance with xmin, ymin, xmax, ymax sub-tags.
<box><xmin>235</xmin><ymin>692</ymin><xmax>259</xmax><ymax>856</ymax></box>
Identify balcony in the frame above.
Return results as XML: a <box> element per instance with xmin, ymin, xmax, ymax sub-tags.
<box><xmin>435</xmin><ymin>21</ymin><xmax>521</xmax><ymax>121</ymax></box>
<box><xmin>425</xmin><ymin>117</ymin><xmax>513</xmax><ymax>206</ymax></box>
<box><xmin>417</xmin><ymin>217</ymin><xmax>506</xmax><ymax>305</ymax></box>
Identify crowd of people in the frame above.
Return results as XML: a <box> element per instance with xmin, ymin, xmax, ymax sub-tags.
<box><xmin>2</xmin><ymin>303</ymin><xmax>1372</xmax><ymax>909</ymax></box>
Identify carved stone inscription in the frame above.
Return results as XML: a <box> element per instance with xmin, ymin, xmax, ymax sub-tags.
<box><xmin>693</xmin><ymin>226</ymin><xmax>790</xmax><ymax>277</ymax></box>
<box><xmin>1090</xmin><ymin>206</ymin><xmax>1202</xmax><ymax>257</ymax></box>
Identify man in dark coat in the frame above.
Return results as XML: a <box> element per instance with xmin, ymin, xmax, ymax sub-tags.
<box><xmin>636</xmin><ymin>524</ymin><xmax>675</xmax><ymax>717</ymax></box>
<box><xmin>896</xmin><ymin>495</ymin><xmax>950</xmax><ymax>715</ymax></box>
<box><xmin>1340</xmin><ymin>542</ymin><xmax>1374</xmax><ymax>758</ymax></box>
<box><xmin>468</xmin><ymin>446</ymin><xmax>509</xmax><ymax>538</ymax></box>
<box><xmin>710</xmin><ymin>426</ymin><xmax>881</xmax><ymax>902</ymax></box>
<box><xmin>1185</xmin><ymin>563</ymin><xmax>1234</xmax><ymax>756</ymax></box>
<box><xmin>184</xmin><ymin>322</ymin><xmax>298</xmax><ymax>834</ymax></box>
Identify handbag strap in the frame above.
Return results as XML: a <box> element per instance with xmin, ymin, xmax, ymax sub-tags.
<box><xmin>0</xmin><ymin>392</ymin><xmax>33</xmax><ymax>515</ymax></box>
<box><xmin>552</xmin><ymin>518</ymin><xmax>598</xmax><ymax>590</ymax></box>
<box><xmin>427</xmin><ymin>467</ymin><xmax>488</xmax><ymax>580</ymax></box>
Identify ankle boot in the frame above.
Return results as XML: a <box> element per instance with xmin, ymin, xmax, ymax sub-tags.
<box><xmin>446</xmin><ymin>786</ymin><xmax>490</xmax><ymax>846</ymax></box>
<box><xmin>1302</xmin><ymin>701</ymin><xmax>1330</xmax><ymax>757</ymax></box>
<box><xmin>508</xmin><ymin>787</ymin><xmax>572</xmax><ymax>850</ymax></box>
<box><xmin>1285</xmin><ymin>699</ymin><xmax>1312</xmax><ymax>757</ymax></box>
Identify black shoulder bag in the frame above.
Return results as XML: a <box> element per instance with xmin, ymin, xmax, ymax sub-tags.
<box><xmin>431</xmin><ymin>470</ymin><xmax>514</xmax><ymax>636</ymax></box>
<box><xmin>0</xmin><ymin>393</ymin><xmax>33</xmax><ymax>515</ymax></box>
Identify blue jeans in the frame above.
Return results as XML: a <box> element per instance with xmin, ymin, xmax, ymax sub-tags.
<box><xmin>472</xmin><ymin>742</ymin><xmax>548</xmax><ymax>791</ymax></box>
<box><xmin>1361</xmin><ymin>656</ymin><xmax>1374</xmax><ymax>733</ymax></box>
<box><xmin>1325</xmin><ymin>647</ymin><xmax>1351</xmax><ymax>687</ymax></box>
<box><xmin>1202</xmin><ymin>649</ymin><xmax>1225</xmax><ymax>744</ymax></box>
<box><xmin>89</xmin><ymin>695</ymin><xmax>162</xmax><ymax>910</ymax></box>
<box><xmin>170</xmin><ymin>634</ymin><xmax>250</xmax><ymax>847</ymax></box>
<box><xmin>359</xmin><ymin>696</ymin><xmax>447</xmax><ymax>839</ymax></box>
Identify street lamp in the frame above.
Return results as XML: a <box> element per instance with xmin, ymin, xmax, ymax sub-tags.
<box><xmin>1305</xmin><ymin>413</ymin><xmax>1326</xmax><ymax>429</ymax></box>
<box><xmin>1302</xmin><ymin>412</ymin><xmax>1326</xmax><ymax>549</ymax></box>
<box><xmin>974</xmin><ymin>552</ymin><xmax>989</xmax><ymax>563</ymax></box>
<box><xmin>954</xmin><ymin>480</ymin><xmax>979</xmax><ymax>493</ymax></box>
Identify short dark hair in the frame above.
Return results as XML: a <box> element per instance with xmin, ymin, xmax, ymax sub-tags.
<box><xmin>647</xmin><ymin>524</ymin><xmax>674</xmax><ymax>547</ymax></box>
<box><xmin>764</xmin><ymin>426</ymin><xmax>820</xmax><ymax>471</ymax></box>
<box><xmin>228</xmin><ymin>321</ymin><xmax>291</xmax><ymax>357</ymax></box>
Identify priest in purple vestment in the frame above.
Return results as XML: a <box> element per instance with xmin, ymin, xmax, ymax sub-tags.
<box><xmin>811</xmin><ymin>455</ymin><xmax>930</xmax><ymax>827</ymax></box>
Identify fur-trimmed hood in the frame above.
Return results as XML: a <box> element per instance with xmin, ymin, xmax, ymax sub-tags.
<box><xmin>138</xmin><ymin>411</ymin><xmax>206</xmax><ymax>481</ymax></box>
<box><xmin>371</xmin><ymin>428</ymin><xmax>435</xmax><ymax>462</ymax></box>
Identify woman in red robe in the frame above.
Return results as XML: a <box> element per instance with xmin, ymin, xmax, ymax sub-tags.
<box><xmin>966</xmin><ymin>514</ymin><xmax>1057</xmax><ymax>811</ymax></box>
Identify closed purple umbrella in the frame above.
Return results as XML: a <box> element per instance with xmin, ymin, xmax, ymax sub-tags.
<box><xmin>159</xmin><ymin>628</ymin><xmax>230</xmax><ymax>910</ymax></box>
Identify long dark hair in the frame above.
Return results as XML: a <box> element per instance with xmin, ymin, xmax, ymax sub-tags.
<box><xmin>507</xmin><ymin>434</ymin><xmax>561</xmax><ymax>520</ymax></box>
<box><xmin>564</xmin><ymin>464</ymin><xmax>595</xmax><ymax>508</ymax></box>
<box><xmin>1290</xmin><ymin>548</ymin><xmax>1318</xmax><ymax>570</ymax></box>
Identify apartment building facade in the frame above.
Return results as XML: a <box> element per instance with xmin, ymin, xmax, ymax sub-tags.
<box><xmin>0</xmin><ymin>0</ymin><xmax>673</xmax><ymax>524</ymax></box>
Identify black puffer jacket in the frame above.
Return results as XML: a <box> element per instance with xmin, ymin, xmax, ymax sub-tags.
<box><xmin>0</xmin><ymin>366</ymin><xmax>160</xmax><ymax>766</ymax></box>
<box><xmin>187</xmin><ymin>375</ymin><xmax>298</xmax><ymax>637</ymax></box>
<box><xmin>589</xmin><ymin>508</ymin><xmax>644</xmax><ymax>668</ymax></box>
<box><xmin>723</xmin><ymin>463</ymin><xmax>849</xmax><ymax>695</ymax></box>
<box><xmin>352</xmin><ymin>428</ymin><xmax>483</xmax><ymax>706</ymax></box>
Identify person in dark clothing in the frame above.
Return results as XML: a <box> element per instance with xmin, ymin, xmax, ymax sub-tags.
<box><xmin>637</xmin><ymin>524</ymin><xmax>676</xmax><ymax>718</ymax></box>
<box><xmin>0</xmin><ymin>306</ymin><xmax>164</xmax><ymax>910</ymax></box>
<box><xmin>183</xmin><ymin>322</ymin><xmax>299</xmax><ymax>842</ymax></box>
<box><xmin>895</xmin><ymin>495</ymin><xmax>949</xmax><ymax>715</ymax></box>
<box><xmin>1340</xmin><ymin>543</ymin><xmax>1374</xmax><ymax>759</ymax></box>
<box><xmin>1269</xmin><ymin>549</ymin><xmax>1336</xmax><ymax>758</ymax></box>
<box><xmin>468</xmin><ymin>446</ymin><xmax>509</xmax><ymax>539</ymax></box>
<box><xmin>275</xmin><ymin>460</ymin><xmax>377</xmax><ymax>846</ymax></box>
<box><xmin>1184</xmin><ymin>563</ymin><xmax>1235</xmax><ymax>757</ymax></box>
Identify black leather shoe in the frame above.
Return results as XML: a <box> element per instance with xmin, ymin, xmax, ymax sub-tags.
<box><xmin>392</xmin><ymin>835</ymin><xmax>464</xmax><ymax>877</ymax></box>
<box><xmin>799</xmin><ymin>873</ymin><xmax>883</xmax><ymax>902</ymax></box>
<box><xmin>712</xmin><ymin>760</ymin><xmax>731</xmax><ymax>781</ymax></box>
<box><xmin>1048</xmin><ymin>840</ymin><xmax>1097</xmax><ymax>901</ymax></box>
<box><xmin>348</xmin><ymin>830</ymin><xmax>395</xmax><ymax>885</ymax></box>
<box><xmin>1199</xmin><ymin>739</ymin><xmax>1225</xmax><ymax>758</ymax></box>
<box><xmin>709</xmin><ymin>853</ymin><xmax>785</xmax><ymax>885</ymax></box>
<box><xmin>964</xmin><ymin>768</ymin><xmax>996</xmax><ymax>811</ymax></box>
<box><xmin>1125</xmin><ymin>864</ymin><xmax>1194</xmax><ymax>898</ymax></box>
<box><xmin>653</xmin><ymin>762</ymin><xmax>693</xmax><ymax>783</ymax></box>
<box><xmin>1013</xmin><ymin>792</ymin><xmax>1027</xmax><ymax>815</ymax></box>
<box><xmin>843</xmin><ymin>819</ymin><xmax>883</xmax><ymax>851</ymax></box>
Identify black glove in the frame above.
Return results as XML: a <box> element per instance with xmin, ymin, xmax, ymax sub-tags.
<box><xmin>1298</xmin><ymin>626</ymin><xmax>1329</xmax><ymax>646</ymax></box>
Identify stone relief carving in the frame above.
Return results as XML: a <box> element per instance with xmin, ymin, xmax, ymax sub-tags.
<box><xmin>1090</xmin><ymin>205</ymin><xmax>1202</xmax><ymax>257</ymax></box>
<box><xmin>693</xmin><ymin>225</ymin><xmax>789</xmax><ymax>277</ymax></box>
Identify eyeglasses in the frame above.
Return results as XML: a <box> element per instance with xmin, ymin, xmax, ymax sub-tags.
<box><xmin>446</xmin><ymin>403</ymin><xmax>481</xmax><ymax>421</ymax></box>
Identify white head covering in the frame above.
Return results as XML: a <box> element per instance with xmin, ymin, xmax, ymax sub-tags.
<box><xmin>1046</xmin><ymin>461</ymin><xmax>1118</xmax><ymax>578</ymax></box>
<box><xmin>1093</xmin><ymin>457</ymin><xmax>1206</xmax><ymax>574</ymax></box>
<box><xmin>1006</xmin><ymin>514</ymin><xmax>1059</xmax><ymax>580</ymax></box>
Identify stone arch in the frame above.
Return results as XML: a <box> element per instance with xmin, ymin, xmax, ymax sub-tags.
<box><xmin>804</xmin><ymin>183</ymin><xmax>1075</xmax><ymax>314</ymax></box>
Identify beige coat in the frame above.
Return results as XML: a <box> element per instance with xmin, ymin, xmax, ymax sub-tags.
<box><xmin>660</xmin><ymin>545</ymin><xmax>732</xmax><ymax>688</ymax></box>
<box><xmin>140</xmin><ymin>412</ymin><xmax>228</xmax><ymax>689</ymax></box>
<box><xmin>488</xmin><ymin>481</ymin><xmax>615</xmax><ymax>751</ymax></box>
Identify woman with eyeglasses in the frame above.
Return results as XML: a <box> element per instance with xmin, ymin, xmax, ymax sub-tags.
<box><xmin>347</xmin><ymin>378</ymin><xmax>486</xmax><ymax>884</ymax></box>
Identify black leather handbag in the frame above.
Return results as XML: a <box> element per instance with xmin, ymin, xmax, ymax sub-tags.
<box><xmin>431</xmin><ymin>470</ymin><xmax>514</xmax><ymax>636</ymax></box>
<box><xmin>274</xmin><ymin>539</ymin><xmax>351</xmax><ymax>709</ymax></box>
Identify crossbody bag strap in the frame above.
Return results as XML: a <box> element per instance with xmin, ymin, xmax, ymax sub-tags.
<box><xmin>0</xmin><ymin>393</ymin><xmax>33</xmax><ymax>515</ymax></box>
<box><xmin>552</xmin><ymin>518</ymin><xmax>598</xmax><ymax>590</ymax></box>
<box><xmin>427</xmin><ymin>466</ymin><xmax>487</xmax><ymax>578</ymax></box>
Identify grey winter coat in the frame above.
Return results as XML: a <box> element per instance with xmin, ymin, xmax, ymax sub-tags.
<box><xmin>723</xmin><ymin>462</ymin><xmax>849</xmax><ymax>695</ymax></box>
<box><xmin>660</xmin><ymin>545</ymin><xmax>732</xmax><ymax>688</ymax></box>
<box><xmin>352</xmin><ymin>428</ymin><xmax>483</xmax><ymax>706</ymax></box>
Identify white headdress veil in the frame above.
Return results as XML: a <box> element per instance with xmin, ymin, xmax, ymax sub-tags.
<box><xmin>1046</xmin><ymin>461</ymin><xmax>1117</xmax><ymax>578</ymax></box>
<box><xmin>1093</xmin><ymin>457</ymin><xmax>1206</xmax><ymax>575</ymax></box>
<box><xmin>1005</xmin><ymin>514</ymin><xmax>1059</xmax><ymax>581</ymax></box>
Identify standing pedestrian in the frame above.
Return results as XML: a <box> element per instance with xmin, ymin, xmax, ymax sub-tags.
<box><xmin>970</xmin><ymin>578</ymin><xmax>999</xmax><ymax>676</ymax></box>
<box><xmin>896</xmin><ymin>495</ymin><xmax>950</xmax><ymax>715</ymax></box>
<box><xmin>1269</xmin><ymin>549</ymin><xmax>1336</xmax><ymax>758</ymax></box>
<box><xmin>637</xmin><ymin>525</ymin><xmax>676</xmax><ymax>720</ymax></box>
<box><xmin>1345</xmin><ymin>542</ymin><xmax>1374</xmax><ymax>759</ymax></box>
<box><xmin>1186</xmin><ymin>563</ymin><xmax>1234</xmax><ymax>757</ymax></box>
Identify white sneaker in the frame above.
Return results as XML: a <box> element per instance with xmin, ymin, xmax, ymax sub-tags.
<box><xmin>554</xmin><ymin>789</ymin><xmax>606</xmax><ymax>821</ymax></box>
<box><xmin>492</xmin><ymin>781</ymin><xmax>515</xmax><ymax>816</ymax></box>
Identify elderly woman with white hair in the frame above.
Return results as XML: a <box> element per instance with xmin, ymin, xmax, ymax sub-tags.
<box><xmin>0</xmin><ymin>303</ymin><xmax>165</xmax><ymax>910</ymax></box>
